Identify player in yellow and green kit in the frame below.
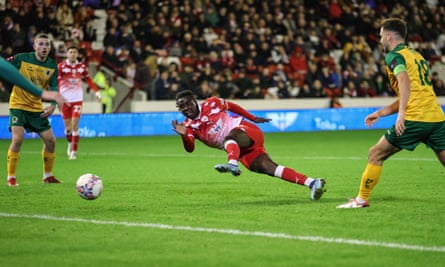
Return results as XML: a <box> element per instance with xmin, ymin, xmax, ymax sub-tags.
<box><xmin>6</xmin><ymin>33</ymin><xmax>63</xmax><ymax>187</ymax></box>
<box><xmin>337</xmin><ymin>18</ymin><xmax>445</xmax><ymax>208</ymax></box>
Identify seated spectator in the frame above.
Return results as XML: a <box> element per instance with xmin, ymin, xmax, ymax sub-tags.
<box><xmin>343</xmin><ymin>80</ymin><xmax>358</xmax><ymax>98</ymax></box>
<box><xmin>216</xmin><ymin>71</ymin><xmax>237</xmax><ymax>99</ymax></box>
<box><xmin>289</xmin><ymin>47</ymin><xmax>308</xmax><ymax>77</ymax></box>
<box><xmin>357</xmin><ymin>80</ymin><xmax>377</xmax><ymax>97</ymax></box>
<box><xmin>234</xmin><ymin>69</ymin><xmax>254</xmax><ymax>99</ymax></box>
<box><xmin>101</xmin><ymin>45</ymin><xmax>121</xmax><ymax>72</ymax></box>
<box><xmin>300</xmin><ymin>79</ymin><xmax>326</xmax><ymax>98</ymax></box>
<box><xmin>245</xmin><ymin>57</ymin><xmax>260</xmax><ymax>79</ymax></box>
<box><xmin>154</xmin><ymin>70</ymin><xmax>171</xmax><ymax>100</ymax></box>
<box><xmin>318</xmin><ymin>65</ymin><xmax>341</xmax><ymax>97</ymax></box>
<box><xmin>250</xmin><ymin>78</ymin><xmax>265</xmax><ymax>99</ymax></box>
<box><xmin>56</xmin><ymin>3</ymin><xmax>74</xmax><ymax>29</ymax></box>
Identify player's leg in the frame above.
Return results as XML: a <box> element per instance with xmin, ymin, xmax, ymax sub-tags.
<box><xmin>429</xmin><ymin>121</ymin><xmax>445</xmax><ymax>167</ymax></box>
<box><xmin>7</xmin><ymin>126</ymin><xmax>25</xmax><ymax>186</ymax></box>
<box><xmin>337</xmin><ymin>135</ymin><xmax>400</xmax><ymax>208</ymax></box>
<box><xmin>68</xmin><ymin>102</ymin><xmax>82</xmax><ymax>160</ymax></box>
<box><xmin>435</xmin><ymin>150</ymin><xmax>445</xmax><ymax>166</ymax></box>
<box><xmin>64</xmin><ymin>118</ymin><xmax>72</xmax><ymax>156</ymax></box>
<box><xmin>214</xmin><ymin>128</ymin><xmax>250</xmax><ymax>176</ymax></box>
<box><xmin>358</xmin><ymin>136</ymin><xmax>400</xmax><ymax>199</ymax></box>
<box><xmin>70</xmin><ymin>117</ymin><xmax>80</xmax><ymax>159</ymax></box>
<box><xmin>39</xmin><ymin>126</ymin><xmax>61</xmax><ymax>183</ymax></box>
<box><xmin>62</xmin><ymin>103</ymin><xmax>73</xmax><ymax>157</ymax></box>
<box><xmin>247</xmin><ymin>152</ymin><xmax>326</xmax><ymax>200</ymax></box>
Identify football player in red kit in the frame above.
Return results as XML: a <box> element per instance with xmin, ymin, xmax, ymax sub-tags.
<box><xmin>172</xmin><ymin>90</ymin><xmax>326</xmax><ymax>200</ymax></box>
<box><xmin>58</xmin><ymin>46</ymin><xmax>101</xmax><ymax>160</ymax></box>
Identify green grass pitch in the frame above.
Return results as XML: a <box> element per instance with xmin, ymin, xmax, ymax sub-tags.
<box><xmin>0</xmin><ymin>130</ymin><xmax>444</xmax><ymax>267</ymax></box>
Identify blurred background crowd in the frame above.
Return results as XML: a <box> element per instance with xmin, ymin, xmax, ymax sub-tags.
<box><xmin>1</xmin><ymin>0</ymin><xmax>445</xmax><ymax>104</ymax></box>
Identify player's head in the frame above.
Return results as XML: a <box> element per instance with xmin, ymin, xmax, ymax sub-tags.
<box><xmin>379</xmin><ymin>18</ymin><xmax>406</xmax><ymax>51</ymax></box>
<box><xmin>176</xmin><ymin>90</ymin><xmax>199</xmax><ymax>119</ymax></box>
<box><xmin>33</xmin><ymin>33</ymin><xmax>51</xmax><ymax>61</ymax></box>
<box><xmin>66</xmin><ymin>46</ymin><xmax>80</xmax><ymax>63</ymax></box>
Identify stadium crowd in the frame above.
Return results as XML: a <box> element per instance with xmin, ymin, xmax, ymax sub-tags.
<box><xmin>1</xmin><ymin>0</ymin><xmax>445</xmax><ymax>102</ymax></box>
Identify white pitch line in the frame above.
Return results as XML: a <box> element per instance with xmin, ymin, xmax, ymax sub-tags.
<box><xmin>17</xmin><ymin>151</ymin><xmax>436</xmax><ymax>162</ymax></box>
<box><xmin>1</xmin><ymin>212</ymin><xmax>444</xmax><ymax>253</ymax></box>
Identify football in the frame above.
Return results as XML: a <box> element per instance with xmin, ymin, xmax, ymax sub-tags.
<box><xmin>76</xmin><ymin>173</ymin><xmax>103</xmax><ymax>200</ymax></box>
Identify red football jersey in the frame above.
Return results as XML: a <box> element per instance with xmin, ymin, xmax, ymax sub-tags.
<box><xmin>57</xmin><ymin>60</ymin><xmax>97</xmax><ymax>102</ymax></box>
<box><xmin>182</xmin><ymin>97</ymin><xmax>256</xmax><ymax>149</ymax></box>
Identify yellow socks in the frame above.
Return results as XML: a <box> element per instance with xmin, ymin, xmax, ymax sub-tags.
<box><xmin>358</xmin><ymin>163</ymin><xmax>382</xmax><ymax>201</ymax></box>
<box><xmin>42</xmin><ymin>150</ymin><xmax>55</xmax><ymax>174</ymax></box>
<box><xmin>7</xmin><ymin>150</ymin><xmax>20</xmax><ymax>177</ymax></box>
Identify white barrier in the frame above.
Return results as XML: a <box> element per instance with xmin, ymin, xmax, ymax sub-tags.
<box><xmin>1</xmin><ymin>97</ymin><xmax>444</xmax><ymax>116</ymax></box>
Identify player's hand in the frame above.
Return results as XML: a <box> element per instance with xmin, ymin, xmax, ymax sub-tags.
<box><xmin>172</xmin><ymin>120</ymin><xmax>186</xmax><ymax>135</ymax></box>
<box><xmin>364</xmin><ymin>112</ymin><xmax>379</xmax><ymax>127</ymax></box>
<box><xmin>95</xmin><ymin>91</ymin><xmax>102</xmax><ymax>101</ymax></box>
<box><xmin>41</xmin><ymin>105</ymin><xmax>56</xmax><ymax>118</ymax></box>
<box><xmin>41</xmin><ymin>91</ymin><xmax>67</xmax><ymax>109</ymax></box>
<box><xmin>395</xmin><ymin>114</ymin><xmax>405</xmax><ymax>136</ymax></box>
<box><xmin>253</xmin><ymin>117</ymin><xmax>271</xmax><ymax>123</ymax></box>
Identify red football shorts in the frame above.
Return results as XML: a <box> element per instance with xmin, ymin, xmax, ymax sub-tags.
<box><xmin>61</xmin><ymin>101</ymin><xmax>83</xmax><ymax>119</ymax></box>
<box><xmin>236</xmin><ymin>120</ymin><xmax>267</xmax><ymax>169</ymax></box>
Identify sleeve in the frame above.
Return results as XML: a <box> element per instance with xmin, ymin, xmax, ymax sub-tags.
<box><xmin>385</xmin><ymin>52</ymin><xmax>406</xmax><ymax>76</ymax></box>
<box><xmin>226</xmin><ymin>100</ymin><xmax>256</xmax><ymax>121</ymax></box>
<box><xmin>181</xmin><ymin>128</ymin><xmax>195</xmax><ymax>153</ymax></box>
<box><xmin>85</xmin><ymin>76</ymin><xmax>99</xmax><ymax>92</ymax></box>
<box><xmin>83</xmin><ymin>66</ymin><xmax>99</xmax><ymax>92</ymax></box>
<box><xmin>0</xmin><ymin>57</ymin><xmax>43</xmax><ymax>97</ymax></box>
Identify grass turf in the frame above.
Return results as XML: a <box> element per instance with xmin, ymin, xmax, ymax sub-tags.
<box><xmin>0</xmin><ymin>130</ymin><xmax>444</xmax><ymax>267</ymax></box>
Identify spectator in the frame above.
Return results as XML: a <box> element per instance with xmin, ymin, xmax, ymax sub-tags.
<box><xmin>234</xmin><ymin>69</ymin><xmax>254</xmax><ymax>99</ymax></box>
<box><xmin>330</xmin><ymin>96</ymin><xmax>343</xmax><ymax>108</ymax></box>
<box><xmin>101</xmin><ymin>45</ymin><xmax>120</xmax><ymax>71</ymax></box>
<box><xmin>56</xmin><ymin>3</ymin><xmax>74</xmax><ymax>29</ymax></box>
<box><xmin>100</xmin><ymin>77</ymin><xmax>117</xmax><ymax>114</ymax></box>
<box><xmin>216</xmin><ymin>71</ymin><xmax>237</xmax><ymax>99</ymax></box>
<box><xmin>343</xmin><ymin>80</ymin><xmax>358</xmax><ymax>98</ymax></box>
<box><xmin>103</xmin><ymin>27</ymin><xmax>120</xmax><ymax>48</ymax></box>
<box><xmin>82</xmin><ymin>21</ymin><xmax>97</xmax><ymax>42</ymax></box>
<box><xmin>154</xmin><ymin>70</ymin><xmax>171</xmax><ymax>100</ymax></box>
<box><xmin>317</xmin><ymin>65</ymin><xmax>341</xmax><ymax>97</ymax></box>
<box><xmin>10</xmin><ymin>23</ymin><xmax>27</xmax><ymax>53</ymax></box>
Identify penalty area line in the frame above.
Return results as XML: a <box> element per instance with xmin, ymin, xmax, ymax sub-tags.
<box><xmin>1</xmin><ymin>212</ymin><xmax>444</xmax><ymax>253</ymax></box>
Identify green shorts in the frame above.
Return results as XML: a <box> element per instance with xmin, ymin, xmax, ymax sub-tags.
<box><xmin>9</xmin><ymin>109</ymin><xmax>51</xmax><ymax>133</ymax></box>
<box><xmin>385</xmin><ymin>120</ymin><xmax>445</xmax><ymax>151</ymax></box>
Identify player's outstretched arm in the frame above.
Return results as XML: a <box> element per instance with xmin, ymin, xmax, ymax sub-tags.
<box><xmin>41</xmin><ymin>90</ymin><xmax>67</xmax><ymax>110</ymax></box>
<box><xmin>172</xmin><ymin>120</ymin><xmax>187</xmax><ymax>135</ymax></box>
<box><xmin>1</xmin><ymin>57</ymin><xmax>67</xmax><ymax>108</ymax></box>
<box><xmin>171</xmin><ymin>120</ymin><xmax>195</xmax><ymax>152</ymax></box>
<box><xmin>0</xmin><ymin>57</ymin><xmax>44</xmax><ymax>96</ymax></box>
<box><xmin>226</xmin><ymin>101</ymin><xmax>271</xmax><ymax>123</ymax></box>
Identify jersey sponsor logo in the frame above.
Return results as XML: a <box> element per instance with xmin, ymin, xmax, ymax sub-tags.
<box><xmin>208</xmin><ymin>118</ymin><xmax>223</xmax><ymax>135</ymax></box>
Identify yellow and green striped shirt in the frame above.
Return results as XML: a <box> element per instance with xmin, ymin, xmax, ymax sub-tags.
<box><xmin>8</xmin><ymin>52</ymin><xmax>58</xmax><ymax>112</ymax></box>
<box><xmin>385</xmin><ymin>43</ymin><xmax>445</xmax><ymax>122</ymax></box>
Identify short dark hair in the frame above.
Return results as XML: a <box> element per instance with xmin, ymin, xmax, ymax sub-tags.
<box><xmin>66</xmin><ymin>46</ymin><xmax>79</xmax><ymax>52</ymax></box>
<box><xmin>380</xmin><ymin>18</ymin><xmax>407</xmax><ymax>39</ymax></box>
<box><xmin>175</xmin><ymin>90</ymin><xmax>195</xmax><ymax>101</ymax></box>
